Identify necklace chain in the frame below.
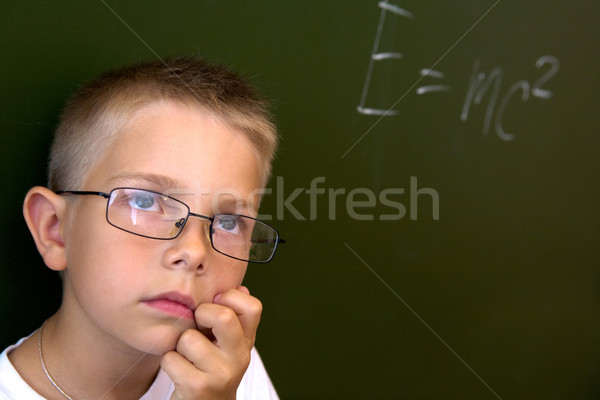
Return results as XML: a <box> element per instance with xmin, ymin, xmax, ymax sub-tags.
<box><xmin>38</xmin><ymin>319</ymin><xmax>74</xmax><ymax>400</ymax></box>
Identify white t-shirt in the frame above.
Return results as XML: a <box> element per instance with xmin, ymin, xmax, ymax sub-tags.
<box><xmin>0</xmin><ymin>336</ymin><xmax>278</xmax><ymax>399</ymax></box>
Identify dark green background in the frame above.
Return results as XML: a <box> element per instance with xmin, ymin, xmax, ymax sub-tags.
<box><xmin>1</xmin><ymin>1</ymin><xmax>599</xmax><ymax>399</ymax></box>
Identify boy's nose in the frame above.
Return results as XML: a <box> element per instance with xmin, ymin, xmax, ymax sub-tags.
<box><xmin>161</xmin><ymin>217</ymin><xmax>211</xmax><ymax>274</ymax></box>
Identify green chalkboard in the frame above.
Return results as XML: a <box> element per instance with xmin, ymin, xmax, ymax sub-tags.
<box><xmin>1</xmin><ymin>1</ymin><xmax>599</xmax><ymax>399</ymax></box>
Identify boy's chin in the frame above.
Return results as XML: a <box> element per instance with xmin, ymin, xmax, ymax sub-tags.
<box><xmin>137</xmin><ymin>323</ymin><xmax>193</xmax><ymax>355</ymax></box>
<box><xmin>139</xmin><ymin>335</ymin><xmax>180</xmax><ymax>355</ymax></box>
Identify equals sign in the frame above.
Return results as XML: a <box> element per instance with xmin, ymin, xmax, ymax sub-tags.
<box><xmin>416</xmin><ymin>69</ymin><xmax>451</xmax><ymax>95</ymax></box>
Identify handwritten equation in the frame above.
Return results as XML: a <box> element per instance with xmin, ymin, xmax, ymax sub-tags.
<box><xmin>357</xmin><ymin>1</ymin><xmax>560</xmax><ymax>141</ymax></box>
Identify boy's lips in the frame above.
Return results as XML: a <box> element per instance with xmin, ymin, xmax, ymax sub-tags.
<box><xmin>142</xmin><ymin>291</ymin><xmax>197</xmax><ymax>320</ymax></box>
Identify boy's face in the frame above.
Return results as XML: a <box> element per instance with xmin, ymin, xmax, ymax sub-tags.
<box><xmin>61</xmin><ymin>101</ymin><xmax>262</xmax><ymax>354</ymax></box>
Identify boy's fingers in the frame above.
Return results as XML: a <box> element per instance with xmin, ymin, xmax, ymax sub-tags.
<box><xmin>162</xmin><ymin>331</ymin><xmax>246</xmax><ymax>399</ymax></box>
<box><xmin>193</xmin><ymin>303</ymin><xmax>250</xmax><ymax>355</ymax></box>
<box><xmin>174</xmin><ymin>328</ymin><xmax>214</xmax><ymax>366</ymax></box>
<box><xmin>160</xmin><ymin>289</ymin><xmax>262</xmax><ymax>399</ymax></box>
<box><xmin>212</xmin><ymin>288</ymin><xmax>262</xmax><ymax>346</ymax></box>
<box><xmin>237</xmin><ymin>285</ymin><xmax>250</xmax><ymax>295</ymax></box>
<box><xmin>161</xmin><ymin>348</ymin><xmax>208</xmax><ymax>389</ymax></box>
<box><xmin>172</xmin><ymin>328</ymin><xmax>242</xmax><ymax>374</ymax></box>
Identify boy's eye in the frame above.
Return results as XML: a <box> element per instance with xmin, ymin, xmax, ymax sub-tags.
<box><xmin>215</xmin><ymin>215</ymin><xmax>240</xmax><ymax>233</ymax></box>
<box><xmin>127</xmin><ymin>192</ymin><xmax>160</xmax><ymax>211</ymax></box>
<box><xmin>136</xmin><ymin>194</ymin><xmax>153</xmax><ymax>208</ymax></box>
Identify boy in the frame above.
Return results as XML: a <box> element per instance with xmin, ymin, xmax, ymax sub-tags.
<box><xmin>0</xmin><ymin>57</ymin><xmax>283</xmax><ymax>399</ymax></box>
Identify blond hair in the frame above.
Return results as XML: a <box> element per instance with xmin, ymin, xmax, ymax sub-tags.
<box><xmin>48</xmin><ymin>57</ymin><xmax>277</xmax><ymax>191</ymax></box>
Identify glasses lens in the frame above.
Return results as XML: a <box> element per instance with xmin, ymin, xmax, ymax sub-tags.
<box><xmin>106</xmin><ymin>188</ymin><xmax>188</xmax><ymax>239</ymax></box>
<box><xmin>211</xmin><ymin>214</ymin><xmax>279</xmax><ymax>262</ymax></box>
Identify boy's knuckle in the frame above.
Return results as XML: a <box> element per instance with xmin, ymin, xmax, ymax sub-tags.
<box><xmin>248</xmin><ymin>298</ymin><xmax>263</xmax><ymax>316</ymax></box>
<box><xmin>179</xmin><ymin>329</ymin><xmax>199</xmax><ymax>347</ymax></box>
<box><xmin>160</xmin><ymin>351</ymin><xmax>178</xmax><ymax>369</ymax></box>
<box><xmin>215</xmin><ymin>308</ymin><xmax>237</xmax><ymax>326</ymax></box>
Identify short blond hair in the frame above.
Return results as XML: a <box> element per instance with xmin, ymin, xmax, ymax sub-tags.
<box><xmin>48</xmin><ymin>57</ymin><xmax>277</xmax><ymax>191</ymax></box>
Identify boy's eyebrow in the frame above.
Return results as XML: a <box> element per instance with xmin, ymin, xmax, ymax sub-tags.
<box><xmin>107</xmin><ymin>172</ymin><xmax>259</xmax><ymax>212</ymax></box>
<box><xmin>217</xmin><ymin>197</ymin><xmax>258</xmax><ymax>213</ymax></box>
<box><xmin>106</xmin><ymin>173</ymin><xmax>182</xmax><ymax>189</ymax></box>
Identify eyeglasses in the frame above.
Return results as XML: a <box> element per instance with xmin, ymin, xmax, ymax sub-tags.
<box><xmin>56</xmin><ymin>187</ymin><xmax>284</xmax><ymax>263</ymax></box>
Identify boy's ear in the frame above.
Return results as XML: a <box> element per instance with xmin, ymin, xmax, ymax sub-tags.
<box><xmin>23</xmin><ymin>186</ymin><xmax>68</xmax><ymax>271</ymax></box>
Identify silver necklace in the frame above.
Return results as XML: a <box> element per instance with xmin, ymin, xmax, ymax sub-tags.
<box><xmin>38</xmin><ymin>319</ymin><xmax>74</xmax><ymax>400</ymax></box>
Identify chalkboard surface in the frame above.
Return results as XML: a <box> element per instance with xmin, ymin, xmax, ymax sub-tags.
<box><xmin>1</xmin><ymin>1</ymin><xmax>599</xmax><ymax>399</ymax></box>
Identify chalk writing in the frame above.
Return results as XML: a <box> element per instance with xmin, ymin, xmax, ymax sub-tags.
<box><xmin>357</xmin><ymin>0</ymin><xmax>414</xmax><ymax>116</ymax></box>
<box><xmin>531</xmin><ymin>55</ymin><xmax>560</xmax><ymax>99</ymax></box>
<box><xmin>356</xmin><ymin>1</ymin><xmax>559</xmax><ymax>141</ymax></box>
<box><xmin>377</xmin><ymin>1</ymin><xmax>413</xmax><ymax>18</ymax></box>
<box><xmin>416</xmin><ymin>69</ymin><xmax>451</xmax><ymax>95</ymax></box>
<box><xmin>419</xmin><ymin>68</ymin><xmax>445</xmax><ymax>79</ymax></box>
<box><xmin>461</xmin><ymin>55</ymin><xmax>559</xmax><ymax>140</ymax></box>
<box><xmin>372</xmin><ymin>52</ymin><xmax>403</xmax><ymax>61</ymax></box>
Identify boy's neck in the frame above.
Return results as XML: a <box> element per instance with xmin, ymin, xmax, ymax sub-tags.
<box><xmin>10</xmin><ymin>312</ymin><xmax>162</xmax><ymax>400</ymax></box>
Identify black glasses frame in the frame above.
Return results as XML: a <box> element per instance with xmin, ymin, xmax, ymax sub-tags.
<box><xmin>56</xmin><ymin>187</ymin><xmax>285</xmax><ymax>263</ymax></box>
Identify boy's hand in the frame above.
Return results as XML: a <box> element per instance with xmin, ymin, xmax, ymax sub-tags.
<box><xmin>160</xmin><ymin>286</ymin><xmax>262</xmax><ymax>400</ymax></box>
